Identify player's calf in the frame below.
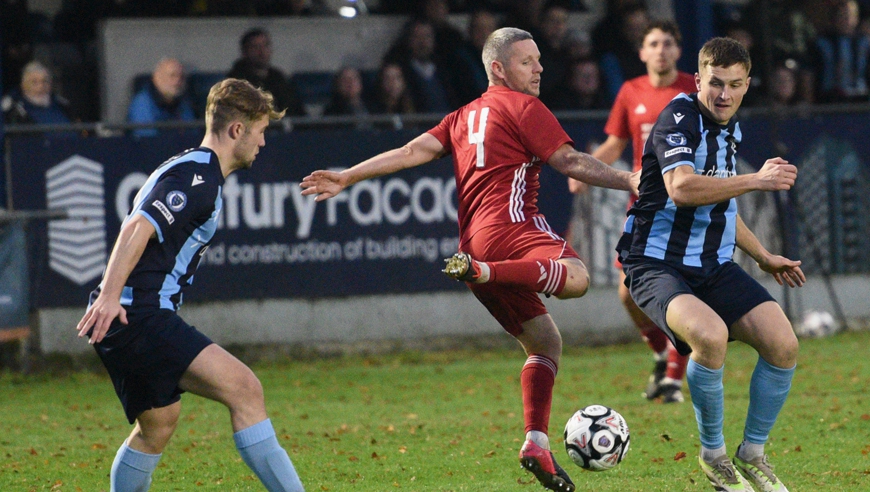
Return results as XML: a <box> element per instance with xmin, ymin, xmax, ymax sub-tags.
<box><xmin>234</xmin><ymin>419</ymin><xmax>305</xmax><ymax>492</ymax></box>
<box><xmin>110</xmin><ymin>441</ymin><xmax>161</xmax><ymax>492</ymax></box>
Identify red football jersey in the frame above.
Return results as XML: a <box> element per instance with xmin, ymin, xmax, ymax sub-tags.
<box><xmin>428</xmin><ymin>85</ymin><xmax>573</xmax><ymax>243</ymax></box>
<box><xmin>604</xmin><ymin>72</ymin><xmax>696</xmax><ymax>172</ymax></box>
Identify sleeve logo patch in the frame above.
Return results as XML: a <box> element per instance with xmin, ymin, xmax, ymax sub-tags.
<box><xmin>666</xmin><ymin>133</ymin><xmax>687</xmax><ymax>146</ymax></box>
<box><xmin>664</xmin><ymin>147</ymin><xmax>693</xmax><ymax>158</ymax></box>
<box><xmin>153</xmin><ymin>200</ymin><xmax>175</xmax><ymax>224</ymax></box>
<box><xmin>166</xmin><ymin>190</ymin><xmax>187</xmax><ymax>212</ymax></box>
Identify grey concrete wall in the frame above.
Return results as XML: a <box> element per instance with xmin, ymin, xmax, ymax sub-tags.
<box><xmin>37</xmin><ymin>274</ymin><xmax>870</xmax><ymax>356</ymax></box>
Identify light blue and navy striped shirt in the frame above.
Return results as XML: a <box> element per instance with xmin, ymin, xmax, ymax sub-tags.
<box><xmin>90</xmin><ymin>147</ymin><xmax>224</xmax><ymax>311</ymax></box>
<box><xmin>617</xmin><ymin>93</ymin><xmax>741</xmax><ymax>272</ymax></box>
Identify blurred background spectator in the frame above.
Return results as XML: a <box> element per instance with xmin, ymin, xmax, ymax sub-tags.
<box><xmin>227</xmin><ymin>28</ymin><xmax>306</xmax><ymax>116</ymax></box>
<box><xmin>417</xmin><ymin>0</ymin><xmax>466</xmax><ymax>59</ymax></box>
<box><xmin>2</xmin><ymin>60</ymin><xmax>77</xmax><ymax>126</ymax></box>
<box><xmin>534</xmin><ymin>1</ymin><xmax>573</xmax><ymax>104</ymax></box>
<box><xmin>735</xmin><ymin>0</ymin><xmax>818</xmax><ymax>105</ymax></box>
<box><xmin>384</xmin><ymin>19</ymin><xmax>459</xmax><ymax>113</ymax></box>
<box><xmin>449</xmin><ymin>9</ymin><xmax>500</xmax><ymax>104</ymax></box>
<box><xmin>546</xmin><ymin>57</ymin><xmax>610</xmax><ymax>110</ymax></box>
<box><xmin>323</xmin><ymin>66</ymin><xmax>371</xmax><ymax>128</ymax></box>
<box><xmin>368</xmin><ymin>62</ymin><xmax>416</xmax><ymax>115</ymax></box>
<box><xmin>593</xmin><ymin>1</ymin><xmax>650</xmax><ymax>102</ymax></box>
<box><xmin>562</xmin><ymin>28</ymin><xmax>594</xmax><ymax>61</ymax></box>
<box><xmin>127</xmin><ymin>58</ymin><xmax>196</xmax><ymax>137</ymax></box>
<box><xmin>765</xmin><ymin>60</ymin><xmax>802</xmax><ymax>108</ymax></box>
<box><xmin>744</xmin><ymin>0</ymin><xmax>818</xmax><ymax>70</ymax></box>
<box><xmin>814</xmin><ymin>0</ymin><xmax>869</xmax><ymax>102</ymax></box>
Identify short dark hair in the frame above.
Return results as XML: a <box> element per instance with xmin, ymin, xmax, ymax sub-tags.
<box><xmin>240</xmin><ymin>28</ymin><xmax>268</xmax><ymax>50</ymax></box>
<box><xmin>643</xmin><ymin>19</ymin><xmax>682</xmax><ymax>47</ymax></box>
<box><xmin>698</xmin><ymin>37</ymin><xmax>751</xmax><ymax>74</ymax></box>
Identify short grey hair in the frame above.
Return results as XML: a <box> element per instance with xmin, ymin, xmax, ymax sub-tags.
<box><xmin>22</xmin><ymin>60</ymin><xmax>50</xmax><ymax>79</ymax></box>
<box><xmin>482</xmin><ymin>27</ymin><xmax>533</xmax><ymax>82</ymax></box>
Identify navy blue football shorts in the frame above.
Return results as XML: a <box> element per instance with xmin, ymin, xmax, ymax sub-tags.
<box><xmin>92</xmin><ymin>309</ymin><xmax>213</xmax><ymax>423</ymax></box>
<box><xmin>623</xmin><ymin>259</ymin><xmax>775</xmax><ymax>356</ymax></box>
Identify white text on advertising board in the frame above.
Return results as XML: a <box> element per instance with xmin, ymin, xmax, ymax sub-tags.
<box><xmin>115</xmin><ymin>173</ymin><xmax>459</xmax><ymax>239</ymax></box>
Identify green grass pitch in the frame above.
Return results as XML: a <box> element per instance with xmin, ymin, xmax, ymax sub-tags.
<box><xmin>2</xmin><ymin>330</ymin><xmax>868</xmax><ymax>491</ymax></box>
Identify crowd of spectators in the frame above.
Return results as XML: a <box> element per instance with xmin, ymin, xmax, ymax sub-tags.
<box><xmin>4</xmin><ymin>0</ymin><xmax>870</xmax><ymax>132</ymax></box>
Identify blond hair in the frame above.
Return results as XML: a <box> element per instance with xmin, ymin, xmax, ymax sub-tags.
<box><xmin>204</xmin><ymin>78</ymin><xmax>286</xmax><ymax>134</ymax></box>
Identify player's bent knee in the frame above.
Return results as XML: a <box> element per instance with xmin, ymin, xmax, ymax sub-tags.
<box><xmin>133</xmin><ymin>414</ymin><xmax>180</xmax><ymax>453</ymax></box>
<box><xmin>771</xmin><ymin>328</ymin><xmax>800</xmax><ymax>368</ymax></box>
<box><xmin>202</xmin><ymin>359</ymin><xmax>266</xmax><ymax>412</ymax></box>
<box><xmin>686</xmin><ymin>324</ymin><xmax>730</xmax><ymax>354</ymax></box>
<box><xmin>147</xmin><ymin>422</ymin><xmax>178</xmax><ymax>450</ymax></box>
<box><xmin>556</xmin><ymin>281</ymin><xmax>588</xmax><ymax>299</ymax></box>
<box><xmin>233</xmin><ymin>369</ymin><xmax>265</xmax><ymax>403</ymax></box>
<box><xmin>557</xmin><ymin>263</ymin><xmax>589</xmax><ymax>299</ymax></box>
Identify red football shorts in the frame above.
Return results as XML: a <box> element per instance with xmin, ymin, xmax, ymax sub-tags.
<box><xmin>461</xmin><ymin>216</ymin><xmax>580</xmax><ymax>337</ymax></box>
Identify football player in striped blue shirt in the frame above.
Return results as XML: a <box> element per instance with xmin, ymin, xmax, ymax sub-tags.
<box><xmin>77</xmin><ymin>79</ymin><xmax>304</xmax><ymax>491</ymax></box>
<box><xmin>617</xmin><ymin>37</ymin><xmax>804</xmax><ymax>492</ymax></box>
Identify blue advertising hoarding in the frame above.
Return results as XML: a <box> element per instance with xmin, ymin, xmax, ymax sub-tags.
<box><xmin>11</xmin><ymin>128</ymin><xmax>468</xmax><ymax>308</ymax></box>
<box><xmin>9</xmin><ymin>110</ymin><xmax>870</xmax><ymax>308</ymax></box>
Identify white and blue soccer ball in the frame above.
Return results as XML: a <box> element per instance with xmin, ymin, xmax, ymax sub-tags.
<box><xmin>795</xmin><ymin>310</ymin><xmax>839</xmax><ymax>339</ymax></box>
<box><xmin>564</xmin><ymin>405</ymin><xmax>630</xmax><ymax>471</ymax></box>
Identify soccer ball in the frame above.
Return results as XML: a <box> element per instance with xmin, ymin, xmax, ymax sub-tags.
<box><xmin>795</xmin><ymin>310</ymin><xmax>839</xmax><ymax>339</ymax></box>
<box><xmin>564</xmin><ymin>405</ymin><xmax>630</xmax><ymax>471</ymax></box>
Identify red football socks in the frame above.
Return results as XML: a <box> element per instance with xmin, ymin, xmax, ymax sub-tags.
<box><xmin>638</xmin><ymin>321</ymin><xmax>669</xmax><ymax>354</ymax></box>
<box><xmin>666</xmin><ymin>346</ymin><xmax>688</xmax><ymax>380</ymax></box>
<box><xmin>487</xmin><ymin>258</ymin><xmax>567</xmax><ymax>296</ymax></box>
<box><xmin>521</xmin><ymin>354</ymin><xmax>558</xmax><ymax>434</ymax></box>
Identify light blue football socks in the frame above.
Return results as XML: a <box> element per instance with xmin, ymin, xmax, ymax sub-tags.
<box><xmin>686</xmin><ymin>359</ymin><xmax>726</xmax><ymax>452</ymax></box>
<box><xmin>110</xmin><ymin>441</ymin><xmax>161</xmax><ymax>492</ymax></box>
<box><xmin>744</xmin><ymin>356</ymin><xmax>795</xmax><ymax>446</ymax></box>
<box><xmin>234</xmin><ymin>418</ymin><xmax>305</xmax><ymax>492</ymax></box>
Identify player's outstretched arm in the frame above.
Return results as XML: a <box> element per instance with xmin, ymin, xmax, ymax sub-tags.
<box><xmin>76</xmin><ymin>214</ymin><xmax>155</xmax><ymax>344</ymax></box>
<box><xmin>568</xmin><ymin>135</ymin><xmax>628</xmax><ymax>194</ymax></box>
<box><xmin>550</xmin><ymin>144</ymin><xmax>636</xmax><ymax>194</ymax></box>
<box><xmin>736</xmin><ymin>214</ymin><xmax>805</xmax><ymax>288</ymax></box>
<box><xmin>665</xmin><ymin>157</ymin><xmax>797</xmax><ymax>207</ymax></box>
<box><xmin>301</xmin><ymin>133</ymin><xmax>446</xmax><ymax>202</ymax></box>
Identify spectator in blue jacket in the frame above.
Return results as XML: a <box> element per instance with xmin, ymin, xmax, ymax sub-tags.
<box><xmin>127</xmin><ymin>57</ymin><xmax>196</xmax><ymax>137</ymax></box>
<box><xmin>815</xmin><ymin>0</ymin><xmax>869</xmax><ymax>102</ymax></box>
<box><xmin>2</xmin><ymin>60</ymin><xmax>76</xmax><ymax>126</ymax></box>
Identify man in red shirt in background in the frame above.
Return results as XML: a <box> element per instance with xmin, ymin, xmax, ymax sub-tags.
<box><xmin>302</xmin><ymin>27</ymin><xmax>637</xmax><ymax>492</ymax></box>
<box><xmin>569</xmin><ymin>20</ymin><xmax>697</xmax><ymax>404</ymax></box>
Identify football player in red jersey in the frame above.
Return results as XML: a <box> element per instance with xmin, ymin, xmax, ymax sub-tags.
<box><xmin>570</xmin><ymin>20</ymin><xmax>697</xmax><ymax>405</ymax></box>
<box><xmin>302</xmin><ymin>27</ymin><xmax>637</xmax><ymax>492</ymax></box>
